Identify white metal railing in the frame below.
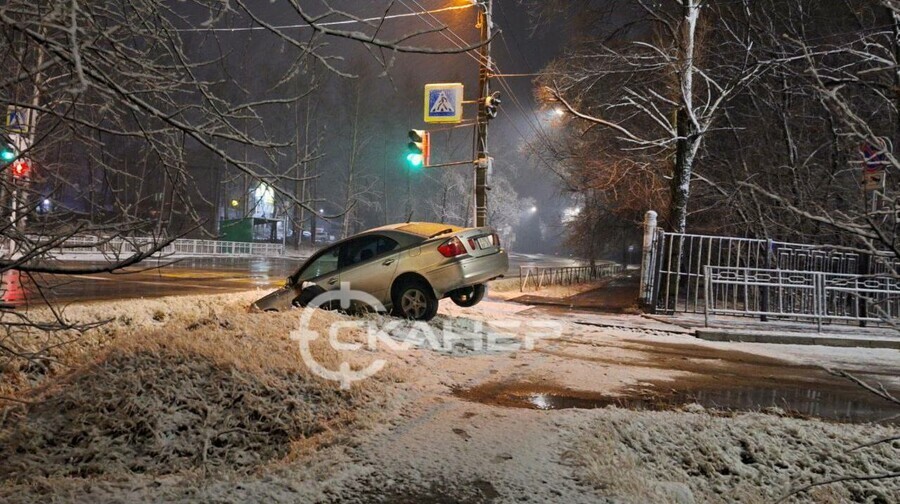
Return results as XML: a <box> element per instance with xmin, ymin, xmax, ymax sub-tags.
<box><xmin>519</xmin><ymin>263</ymin><xmax>624</xmax><ymax>292</ymax></box>
<box><xmin>30</xmin><ymin>235</ymin><xmax>287</xmax><ymax>258</ymax></box>
<box><xmin>704</xmin><ymin>266</ymin><xmax>900</xmax><ymax>329</ymax></box>
<box><xmin>645</xmin><ymin>230</ymin><xmax>900</xmax><ymax>314</ymax></box>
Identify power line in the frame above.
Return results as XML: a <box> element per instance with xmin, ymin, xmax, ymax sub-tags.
<box><xmin>399</xmin><ymin>0</ymin><xmax>484</xmax><ymax>67</ymax></box>
<box><xmin>173</xmin><ymin>4</ymin><xmax>474</xmax><ymax>32</ymax></box>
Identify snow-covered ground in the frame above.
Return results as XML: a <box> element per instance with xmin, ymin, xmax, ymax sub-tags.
<box><xmin>0</xmin><ymin>289</ymin><xmax>897</xmax><ymax>503</ymax></box>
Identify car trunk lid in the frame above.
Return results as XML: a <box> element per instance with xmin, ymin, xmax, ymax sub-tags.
<box><xmin>455</xmin><ymin>227</ymin><xmax>501</xmax><ymax>258</ymax></box>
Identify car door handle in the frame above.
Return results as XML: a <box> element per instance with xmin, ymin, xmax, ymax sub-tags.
<box><xmin>327</xmin><ymin>277</ymin><xmax>338</xmax><ymax>285</ymax></box>
<box><xmin>382</xmin><ymin>259</ymin><xmax>395</xmax><ymax>266</ymax></box>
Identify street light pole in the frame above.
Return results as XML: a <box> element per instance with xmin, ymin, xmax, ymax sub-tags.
<box><xmin>474</xmin><ymin>0</ymin><xmax>492</xmax><ymax>228</ymax></box>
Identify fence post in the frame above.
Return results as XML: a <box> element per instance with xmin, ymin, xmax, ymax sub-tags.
<box><xmin>858</xmin><ymin>253</ymin><xmax>869</xmax><ymax>327</ymax></box>
<box><xmin>639</xmin><ymin>210</ymin><xmax>658</xmax><ymax>303</ymax></box>
<box><xmin>760</xmin><ymin>239</ymin><xmax>773</xmax><ymax>322</ymax></box>
<box><xmin>815</xmin><ymin>272</ymin><xmax>823</xmax><ymax>333</ymax></box>
<box><xmin>704</xmin><ymin>265</ymin><xmax>710</xmax><ymax>327</ymax></box>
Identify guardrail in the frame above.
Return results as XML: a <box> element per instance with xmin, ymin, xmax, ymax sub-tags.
<box><xmin>519</xmin><ymin>263</ymin><xmax>623</xmax><ymax>292</ymax></box>
<box><xmin>704</xmin><ymin>266</ymin><xmax>900</xmax><ymax>329</ymax></box>
<box><xmin>36</xmin><ymin>235</ymin><xmax>288</xmax><ymax>258</ymax></box>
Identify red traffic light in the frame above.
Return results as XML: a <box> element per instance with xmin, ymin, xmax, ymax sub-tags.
<box><xmin>11</xmin><ymin>159</ymin><xmax>30</xmax><ymax>178</ymax></box>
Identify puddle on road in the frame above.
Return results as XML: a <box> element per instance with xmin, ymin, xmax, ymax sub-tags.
<box><xmin>453</xmin><ymin>380</ymin><xmax>900</xmax><ymax>424</ymax></box>
<box><xmin>453</xmin><ymin>333</ymin><xmax>900</xmax><ymax>423</ymax></box>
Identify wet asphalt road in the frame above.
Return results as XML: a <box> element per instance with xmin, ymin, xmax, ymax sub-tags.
<box><xmin>1</xmin><ymin>257</ymin><xmax>296</xmax><ymax>307</ymax></box>
<box><xmin>1</xmin><ymin>252</ymin><xmax>582</xmax><ymax>307</ymax></box>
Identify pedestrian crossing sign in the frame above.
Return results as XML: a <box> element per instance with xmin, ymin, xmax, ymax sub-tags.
<box><xmin>6</xmin><ymin>106</ymin><xmax>31</xmax><ymax>134</ymax></box>
<box><xmin>424</xmin><ymin>83</ymin><xmax>463</xmax><ymax>124</ymax></box>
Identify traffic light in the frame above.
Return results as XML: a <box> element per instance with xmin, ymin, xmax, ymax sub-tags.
<box><xmin>407</xmin><ymin>129</ymin><xmax>430</xmax><ymax>168</ymax></box>
<box><xmin>485</xmin><ymin>91</ymin><xmax>501</xmax><ymax>120</ymax></box>
<box><xmin>11</xmin><ymin>159</ymin><xmax>30</xmax><ymax>179</ymax></box>
<box><xmin>0</xmin><ymin>143</ymin><xmax>16</xmax><ymax>163</ymax></box>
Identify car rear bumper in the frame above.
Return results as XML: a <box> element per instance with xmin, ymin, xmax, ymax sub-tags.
<box><xmin>426</xmin><ymin>249</ymin><xmax>509</xmax><ymax>298</ymax></box>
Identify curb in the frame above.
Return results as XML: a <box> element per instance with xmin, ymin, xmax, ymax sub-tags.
<box><xmin>696</xmin><ymin>329</ymin><xmax>900</xmax><ymax>350</ymax></box>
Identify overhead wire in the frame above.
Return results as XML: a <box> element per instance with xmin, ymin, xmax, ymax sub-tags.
<box><xmin>173</xmin><ymin>4</ymin><xmax>475</xmax><ymax>32</ymax></box>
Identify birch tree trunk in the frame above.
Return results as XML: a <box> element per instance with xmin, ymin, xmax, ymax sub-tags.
<box><xmin>671</xmin><ymin>0</ymin><xmax>701</xmax><ymax>233</ymax></box>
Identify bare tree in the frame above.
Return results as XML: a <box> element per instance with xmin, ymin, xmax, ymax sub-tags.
<box><xmin>535</xmin><ymin>0</ymin><xmax>761</xmax><ymax>233</ymax></box>
<box><xmin>428</xmin><ymin>168</ymin><xmax>469</xmax><ymax>225</ymax></box>
<box><xmin>0</xmin><ymin>0</ymin><xmax>489</xmax><ymax>362</ymax></box>
<box><xmin>727</xmin><ymin>1</ymin><xmax>900</xmax><ymax>254</ymax></box>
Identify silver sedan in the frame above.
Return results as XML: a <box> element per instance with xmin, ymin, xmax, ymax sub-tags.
<box><xmin>251</xmin><ymin>222</ymin><xmax>509</xmax><ymax>320</ymax></box>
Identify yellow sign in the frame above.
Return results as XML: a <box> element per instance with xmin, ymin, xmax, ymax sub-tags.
<box><xmin>424</xmin><ymin>83</ymin><xmax>464</xmax><ymax>124</ymax></box>
<box><xmin>6</xmin><ymin>106</ymin><xmax>31</xmax><ymax>134</ymax></box>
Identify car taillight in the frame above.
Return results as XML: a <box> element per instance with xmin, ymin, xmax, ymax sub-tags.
<box><xmin>438</xmin><ymin>236</ymin><xmax>467</xmax><ymax>257</ymax></box>
<box><xmin>491</xmin><ymin>233</ymin><xmax>500</xmax><ymax>248</ymax></box>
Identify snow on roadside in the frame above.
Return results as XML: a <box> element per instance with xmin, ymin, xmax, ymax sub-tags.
<box><xmin>567</xmin><ymin>406</ymin><xmax>899</xmax><ymax>504</ymax></box>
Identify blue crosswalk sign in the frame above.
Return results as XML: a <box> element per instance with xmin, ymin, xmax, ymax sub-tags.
<box><xmin>6</xmin><ymin>107</ymin><xmax>29</xmax><ymax>133</ymax></box>
<box><xmin>424</xmin><ymin>83</ymin><xmax>463</xmax><ymax>124</ymax></box>
<box><xmin>429</xmin><ymin>90</ymin><xmax>456</xmax><ymax>116</ymax></box>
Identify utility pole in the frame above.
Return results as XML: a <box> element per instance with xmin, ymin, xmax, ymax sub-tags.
<box><xmin>473</xmin><ymin>0</ymin><xmax>492</xmax><ymax>228</ymax></box>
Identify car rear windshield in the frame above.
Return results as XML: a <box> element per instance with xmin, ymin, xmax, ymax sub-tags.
<box><xmin>396</xmin><ymin>223</ymin><xmax>464</xmax><ymax>238</ymax></box>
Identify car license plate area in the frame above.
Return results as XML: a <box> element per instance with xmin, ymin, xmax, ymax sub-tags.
<box><xmin>476</xmin><ymin>236</ymin><xmax>492</xmax><ymax>249</ymax></box>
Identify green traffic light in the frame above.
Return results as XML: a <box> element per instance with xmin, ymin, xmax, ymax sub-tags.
<box><xmin>0</xmin><ymin>149</ymin><xmax>14</xmax><ymax>162</ymax></box>
<box><xmin>407</xmin><ymin>153</ymin><xmax>423</xmax><ymax>168</ymax></box>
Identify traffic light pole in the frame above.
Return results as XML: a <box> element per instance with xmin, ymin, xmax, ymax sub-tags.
<box><xmin>473</xmin><ymin>0</ymin><xmax>492</xmax><ymax>228</ymax></box>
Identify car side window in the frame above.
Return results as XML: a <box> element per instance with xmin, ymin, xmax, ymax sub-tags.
<box><xmin>296</xmin><ymin>246</ymin><xmax>339</xmax><ymax>282</ymax></box>
<box><xmin>341</xmin><ymin>235</ymin><xmax>399</xmax><ymax>268</ymax></box>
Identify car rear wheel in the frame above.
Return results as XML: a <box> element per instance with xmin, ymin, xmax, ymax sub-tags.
<box><xmin>450</xmin><ymin>283</ymin><xmax>486</xmax><ymax>308</ymax></box>
<box><xmin>393</xmin><ymin>280</ymin><xmax>438</xmax><ymax>321</ymax></box>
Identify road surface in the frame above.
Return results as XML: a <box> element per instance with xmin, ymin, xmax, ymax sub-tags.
<box><xmin>1</xmin><ymin>253</ymin><xmax>585</xmax><ymax>306</ymax></box>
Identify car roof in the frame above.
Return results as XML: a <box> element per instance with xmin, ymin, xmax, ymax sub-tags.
<box><xmin>367</xmin><ymin>222</ymin><xmax>466</xmax><ymax>238</ymax></box>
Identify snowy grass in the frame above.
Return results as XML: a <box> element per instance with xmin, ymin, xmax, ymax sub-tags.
<box><xmin>567</xmin><ymin>406</ymin><xmax>900</xmax><ymax>503</ymax></box>
<box><xmin>0</xmin><ymin>291</ymin><xmax>399</xmax><ymax>485</ymax></box>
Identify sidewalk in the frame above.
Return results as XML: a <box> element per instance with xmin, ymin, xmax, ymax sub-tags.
<box><xmin>645</xmin><ymin>313</ymin><xmax>900</xmax><ymax>350</ymax></box>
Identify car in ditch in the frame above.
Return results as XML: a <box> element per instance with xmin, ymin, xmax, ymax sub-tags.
<box><xmin>251</xmin><ymin>222</ymin><xmax>508</xmax><ymax>321</ymax></box>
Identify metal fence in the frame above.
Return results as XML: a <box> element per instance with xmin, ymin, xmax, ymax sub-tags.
<box><xmin>704</xmin><ymin>266</ymin><xmax>900</xmax><ymax>329</ymax></box>
<box><xmin>643</xmin><ymin>230</ymin><xmax>900</xmax><ymax>316</ymax></box>
<box><xmin>519</xmin><ymin>263</ymin><xmax>623</xmax><ymax>292</ymax></box>
<box><xmin>39</xmin><ymin>235</ymin><xmax>287</xmax><ymax>258</ymax></box>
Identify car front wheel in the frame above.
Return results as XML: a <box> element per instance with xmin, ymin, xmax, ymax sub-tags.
<box><xmin>450</xmin><ymin>284</ymin><xmax>486</xmax><ymax>308</ymax></box>
<box><xmin>393</xmin><ymin>280</ymin><xmax>439</xmax><ymax>321</ymax></box>
<box><xmin>293</xmin><ymin>285</ymin><xmax>326</xmax><ymax>308</ymax></box>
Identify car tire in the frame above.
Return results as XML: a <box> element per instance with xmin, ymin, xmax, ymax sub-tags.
<box><xmin>392</xmin><ymin>279</ymin><xmax>439</xmax><ymax>321</ymax></box>
<box><xmin>293</xmin><ymin>285</ymin><xmax>326</xmax><ymax>308</ymax></box>
<box><xmin>450</xmin><ymin>284</ymin><xmax>486</xmax><ymax>308</ymax></box>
